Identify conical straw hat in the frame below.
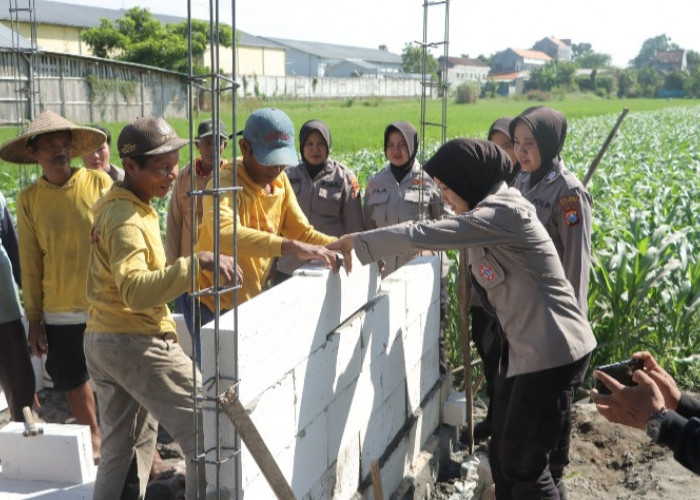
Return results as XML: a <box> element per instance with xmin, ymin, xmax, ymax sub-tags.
<box><xmin>0</xmin><ymin>110</ymin><xmax>107</xmax><ymax>164</ymax></box>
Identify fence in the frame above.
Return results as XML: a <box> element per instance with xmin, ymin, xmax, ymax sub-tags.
<box><xmin>0</xmin><ymin>50</ymin><xmax>188</xmax><ymax>126</ymax></box>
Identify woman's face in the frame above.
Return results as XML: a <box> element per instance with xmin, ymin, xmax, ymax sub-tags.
<box><xmin>434</xmin><ymin>176</ymin><xmax>470</xmax><ymax>214</ymax></box>
<box><xmin>488</xmin><ymin>130</ymin><xmax>516</xmax><ymax>166</ymax></box>
<box><xmin>513</xmin><ymin>122</ymin><xmax>542</xmax><ymax>172</ymax></box>
<box><xmin>385</xmin><ymin>130</ymin><xmax>410</xmax><ymax>166</ymax></box>
<box><xmin>302</xmin><ymin>130</ymin><xmax>329</xmax><ymax>166</ymax></box>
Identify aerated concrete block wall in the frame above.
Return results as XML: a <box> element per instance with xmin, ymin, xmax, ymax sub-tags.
<box><xmin>200</xmin><ymin>255</ymin><xmax>443</xmax><ymax>499</ymax></box>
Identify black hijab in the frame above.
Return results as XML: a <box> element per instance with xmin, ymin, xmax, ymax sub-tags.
<box><xmin>487</xmin><ymin>116</ymin><xmax>513</xmax><ymax>140</ymax></box>
<box><xmin>384</xmin><ymin>121</ymin><xmax>418</xmax><ymax>180</ymax></box>
<box><xmin>423</xmin><ymin>138</ymin><xmax>514</xmax><ymax>209</ymax></box>
<box><xmin>509</xmin><ymin>106</ymin><xmax>567</xmax><ymax>185</ymax></box>
<box><xmin>299</xmin><ymin>119</ymin><xmax>331</xmax><ymax>178</ymax></box>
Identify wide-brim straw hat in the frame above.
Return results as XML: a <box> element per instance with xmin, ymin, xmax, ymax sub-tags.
<box><xmin>0</xmin><ymin>110</ymin><xmax>107</xmax><ymax>164</ymax></box>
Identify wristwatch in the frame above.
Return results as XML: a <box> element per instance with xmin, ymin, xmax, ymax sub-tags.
<box><xmin>646</xmin><ymin>407</ymin><xmax>668</xmax><ymax>442</ymax></box>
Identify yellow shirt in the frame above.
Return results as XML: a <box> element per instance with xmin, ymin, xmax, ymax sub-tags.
<box><xmin>17</xmin><ymin>167</ymin><xmax>112</xmax><ymax>322</ymax></box>
<box><xmin>196</xmin><ymin>159</ymin><xmax>335</xmax><ymax>309</ymax></box>
<box><xmin>86</xmin><ymin>185</ymin><xmax>193</xmax><ymax>336</ymax></box>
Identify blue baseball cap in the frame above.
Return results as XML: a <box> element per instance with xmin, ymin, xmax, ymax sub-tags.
<box><xmin>241</xmin><ymin>108</ymin><xmax>298</xmax><ymax>167</ymax></box>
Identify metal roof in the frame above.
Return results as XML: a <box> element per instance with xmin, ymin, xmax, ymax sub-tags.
<box><xmin>261</xmin><ymin>37</ymin><xmax>401</xmax><ymax>64</ymax></box>
<box><xmin>0</xmin><ymin>0</ymin><xmax>184</xmax><ymax>28</ymax></box>
<box><xmin>0</xmin><ymin>22</ymin><xmax>32</xmax><ymax>49</ymax></box>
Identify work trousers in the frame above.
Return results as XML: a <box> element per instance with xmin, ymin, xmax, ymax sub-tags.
<box><xmin>84</xmin><ymin>332</ymin><xmax>206</xmax><ymax>499</ymax></box>
<box><xmin>489</xmin><ymin>353</ymin><xmax>590</xmax><ymax>500</ymax></box>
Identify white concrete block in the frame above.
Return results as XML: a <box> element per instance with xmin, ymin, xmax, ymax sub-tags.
<box><xmin>247</xmin><ymin>373</ymin><xmax>297</xmax><ymax>459</ymax></box>
<box><xmin>380</xmin><ymin>332</ymin><xmax>408</xmax><ymax>402</ymax></box>
<box><xmin>359</xmin><ymin>381</ymin><xmax>406</xmax><ymax>475</ymax></box>
<box><xmin>294</xmin><ymin>322</ymin><xmax>362</xmax><ymax>430</ymax></box>
<box><xmin>443</xmin><ymin>391</ymin><xmax>467</xmax><ymax>426</ymax></box>
<box><xmin>359</xmin><ymin>294</ymin><xmax>394</xmax><ymax>372</ymax></box>
<box><xmin>171</xmin><ymin>312</ymin><xmax>193</xmax><ymax>359</ymax></box>
<box><xmin>288</xmin><ymin>412</ymin><xmax>329</xmax><ymax>497</ymax></box>
<box><xmin>331</xmin><ymin>437</ymin><xmax>361</xmax><ymax>500</ymax></box>
<box><xmin>406</xmin><ymin>343</ymin><xmax>440</xmax><ymax>415</ymax></box>
<box><xmin>0</xmin><ymin>422</ymin><xmax>95</xmax><ymax>484</ymax></box>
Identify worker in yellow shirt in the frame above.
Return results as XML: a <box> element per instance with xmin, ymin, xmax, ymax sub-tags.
<box><xmin>196</xmin><ymin>108</ymin><xmax>338</xmax><ymax>328</ymax></box>
<box><xmin>0</xmin><ymin>110</ymin><xmax>111</xmax><ymax>462</ymax></box>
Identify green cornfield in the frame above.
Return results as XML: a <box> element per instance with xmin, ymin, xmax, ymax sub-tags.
<box><xmin>1</xmin><ymin>102</ymin><xmax>698</xmax><ymax>389</ymax></box>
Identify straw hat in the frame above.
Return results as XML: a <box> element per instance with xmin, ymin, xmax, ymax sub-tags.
<box><xmin>0</xmin><ymin>110</ymin><xmax>107</xmax><ymax>164</ymax></box>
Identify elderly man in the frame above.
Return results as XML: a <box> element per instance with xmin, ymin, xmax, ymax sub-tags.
<box><xmin>0</xmin><ymin>110</ymin><xmax>111</xmax><ymax>461</ymax></box>
<box><xmin>81</xmin><ymin>125</ymin><xmax>124</xmax><ymax>182</ymax></box>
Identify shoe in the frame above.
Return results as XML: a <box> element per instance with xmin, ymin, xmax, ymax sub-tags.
<box><xmin>473</xmin><ymin>419</ymin><xmax>492</xmax><ymax>441</ymax></box>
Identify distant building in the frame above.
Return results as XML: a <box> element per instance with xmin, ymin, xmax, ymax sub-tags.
<box><xmin>491</xmin><ymin>48</ymin><xmax>552</xmax><ymax>73</ymax></box>
<box><xmin>652</xmin><ymin>50</ymin><xmax>687</xmax><ymax>73</ymax></box>
<box><xmin>437</xmin><ymin>56</ymin><xmax>490</xmax><ymax>88</ymax></box>
<box><xmin>533</xmin><ymin>37</ymin><xmax>572</xmax><ymax>61</ymax></box>
<box><xmin>259</xmin><ymin>37</ymin><xmax>402</xmax><ymax>77</ymax></box>
<box><xmin>487</xmin><ymin>71</ymin><xmax>529</xmax><ymax>97</ymax></box>
<box><xmin>0</xmin><ymin>0</ymin><xmax>286</xmax><ymax>75</ymax></box>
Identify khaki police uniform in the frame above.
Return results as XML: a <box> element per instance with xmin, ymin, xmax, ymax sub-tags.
<box><xmin>354</xmin><ymin>181</ymin><xmax>596</xmax><ymax>376</ymax></box>
<box><xmin>512</xmin><ymin>161</ymin><xmax>592</xmax><ymax>315</ymax></box>
<box><xmin>363</xmin><ymin>160</ymin><xmax>442</xmax><ymax>277</ymax></box>
<box><xmin>277</xmin><ymin>159</ymin><xmax>364</xmax><ymax>275</ymax></box>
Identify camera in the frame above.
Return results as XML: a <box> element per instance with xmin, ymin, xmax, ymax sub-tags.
<box><xmin>594</xmin><ymin>358</ymin><xmax>644</xmax><ymax>395</ymax></box>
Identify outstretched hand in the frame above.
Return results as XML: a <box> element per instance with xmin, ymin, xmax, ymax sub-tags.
<box><xmin>326</xmin><ymin>234</ymin><xmax>355</xmax><ymax>273</ymax></box>
<box><xmin>197</xmin><ymin>251</ymin><xmax>240</xmax><ymax>287</ymax></box>
<box><xmin>282</xmin><ymin>239</ymin><xmax>339</xmax><ymax>270</ymax></box>
<box><xmin>631</xmin><ymin>351</ymin><xmax>681</xmax><ymax>411</ymax></box>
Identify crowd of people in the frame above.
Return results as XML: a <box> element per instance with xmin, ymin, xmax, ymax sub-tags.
<box><xmin>0</xmin><ymin>104</ymin><xmax>695</xmax><ymax>499</ymax></box>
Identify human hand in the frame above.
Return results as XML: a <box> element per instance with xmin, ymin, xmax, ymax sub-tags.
<box><xmin>282</xmin><ymin>240</ymin><xmax>338</xmax><ymax>269</ymax></box>
<box><xmin>325</xmin><ymin>234</ymin><xmax>355</xmax><ymax>272</ymax></box>
<box><xmin>27</xmin><ymin>321</ymin><xmax>48</xmax><ymax>357</ymax></box>
<box><xmin>632</xmin><ymin>351</ymin><xmax>681</xmax><ymax>411</ymax></box>
<box><xmin>590</xmin><ymin>368</ymin><xmax>666</xmax><ymax>430</ymax></box>
<box><xmin>197</xmin><ymin>252</ymin><xmax>239</xmax><ymax>287</ymax></box>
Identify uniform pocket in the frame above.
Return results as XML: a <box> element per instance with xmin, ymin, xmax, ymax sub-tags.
<box><xmin>366</xmin><ymin>191</ymin><xmax>389</xmax><ymax>225</ymax></box>
<box><xmin>314</xmin><ymin>189</ymin><xmax>343</xmax><ymax>216</ymax></box>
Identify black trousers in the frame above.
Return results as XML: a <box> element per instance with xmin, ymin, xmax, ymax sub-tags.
<box><xmin>471</xmin><ymin>305</ymin><xmax>501</xmax><ymax>415</ymax></box>
<box><xmin>489</xmin><ymin>353</ymin><xmax>591</xmax><ymax>500</ymax></box>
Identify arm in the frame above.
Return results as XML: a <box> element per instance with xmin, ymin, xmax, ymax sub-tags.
<box><xmin>342</xmin><ymin>171</ymin><xmax>365</xmax><ymax>233</ymax></box>
<box><xmin>16</xmin><ymin>191</ymin><xmax>44</xmax><ymax>323</ymax></box>
<box><xmin>1</xmin><ymin>204</ymin><xmax>21</xmax><ymax>287</ymax></box>
<box><xmin>165</xmin><ymin>177</ymin><xmax>184</xmax><ymax>265</ymax></box>
<box><xmin>556</xmin><ymin>188</ymin><xmax>592</xmax><ymax>310</ymax></box>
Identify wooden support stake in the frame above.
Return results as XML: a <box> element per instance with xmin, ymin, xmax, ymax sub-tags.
<box><xmin>371</xmin><ymin>459</ymin><xmax>384</xmax><ymax>500</ymax></box>
<box><xmin>219</xmin><ymin>386</ymin><xmax>296</xmax><ymax>500</ymax></box>
<box><xmin>458</xmin><ymin>249</ymin><xmax>474</xmax><ymax>453</ymax></box>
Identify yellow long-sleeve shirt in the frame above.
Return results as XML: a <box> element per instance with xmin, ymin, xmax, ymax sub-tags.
<box><xmin>86</xmin><ymin>185</ymin><xmax>193</xmax><ymax>336</ymax></box>
<box><xmin>196</xmin><ymin>159</ymin><xmax>335</xmax><ymax>309</ymax></box>
<box><xmin>17</xmin><ymin>167</ymin><xmax>112</xmax><ymax>323</ymax></box>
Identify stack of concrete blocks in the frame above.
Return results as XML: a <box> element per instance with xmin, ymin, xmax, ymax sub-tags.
<box><xmin>200</xmin><ymin>254</ymin><xmax>444</xmax><ymax>498</ymax></box>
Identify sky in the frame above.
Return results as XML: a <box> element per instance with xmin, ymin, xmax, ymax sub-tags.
<box><xmin>62</xmin><ymin>0</ymin><xmax>699</xmax><ymax>68</ymax></box>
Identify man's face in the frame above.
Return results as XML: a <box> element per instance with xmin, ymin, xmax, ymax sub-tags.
<box><xmin>124</xmin><ymin>151</ymin><xmax>180</xmax><ymax>202</ymax></box>
<box><xmin>82</xmin><ymin>142</ymin><xmax>110</xmax><ymax>172</ymax></box>
<box><xmin>239</xmin><ymin>138</ymin><xmax>286</xmax><ymax>187</ymax></box>
<box><xmin>196</xmin><ymin>135</ymin><xmax>227</xmax><ymax>167</ymax></box>
<box><xmin>30</xmin><ymin>131</ymin><xmax>72</xmax><ymax>172</ymax></box>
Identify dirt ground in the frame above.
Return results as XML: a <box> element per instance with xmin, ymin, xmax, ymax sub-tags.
<box><xmin>434</xmin><ymin>400</ymin><xmax>700</xmax><ymax>500</ymax></box>
<box><xmin>3</xmin><ymin>390</ymin><xmax>700</xmax><ymax>499</ymax></box>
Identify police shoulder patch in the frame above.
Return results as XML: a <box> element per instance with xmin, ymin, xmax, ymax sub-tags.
<box><xmin>559</xmin><ymin>194</ymin><xmax>581</xmax><ymax>226</ymax></box>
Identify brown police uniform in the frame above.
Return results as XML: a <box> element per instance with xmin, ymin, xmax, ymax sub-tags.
<box><xmin>277</xmin><ymin>159</ymin><xmax>364</xmax><ymax>275</ymax></box>
<box><xmin>362</xmin><ymin>160</ymin><xmax>442</xmax><ymax>276</ymax></box>
<box><xmin>512</xmin><ymin>161</ymin><xmax>592</xmax><ymax>315</ymax></box>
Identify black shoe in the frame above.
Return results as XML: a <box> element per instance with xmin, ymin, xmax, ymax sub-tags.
<box><xmin>473</xmin><ymin>419</ymin><xmax>492</xmax><ymax>441</ymax></box>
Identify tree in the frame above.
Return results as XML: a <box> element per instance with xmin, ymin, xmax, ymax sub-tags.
<box><xmin>81</xmin><ymin>7</ymin><xmax>234</xmax><ymax>74</ymax></box>
<box><xmin>401</xmin><ymin>42</ymin><xmax>438</xmax><ymax>75</ymax></box>
<box><xmin>630</xmin><ymin>34</ymin><xmax>680</xmax><ymax>68</ymax></box>
<box><xmin>571</xmin><ymin>43</ymin><xmax>592</xmax><ymax>60</ymax></box>
<box><xmin>528</xmin><ymin>61</ymin><xmax>577</xmax><ymax>91</ymax></box>
<box><xmin>637</xmin><ymin>66</ymin><xmax>663</xmax><ymax>97</ymax></box>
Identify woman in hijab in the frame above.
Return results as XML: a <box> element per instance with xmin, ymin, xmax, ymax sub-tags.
<box><xmin>329</xmin><ymin>138</ymin><xmax>596</xmax><ymax>499</ymax></box>
<box><xmin>362</xmin><ymin>120</ymin><xmax>443</xmax><ymax>277</ymax></box>
<box><xmin>510</xmin><ymin>106</ymin><xmax>592</xmax><ymax>315</ymax></box>
<box><xmin>275</xmin><ymin>119</ymin><xmax>364</xmax><ymax>282</ymax></box>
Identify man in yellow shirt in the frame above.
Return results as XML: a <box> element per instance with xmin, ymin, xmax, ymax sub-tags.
<box><xmin>84</xmin><ymin>116</ymin><xmax>238</xmax><ymax>498</ymax></box>
<box><xmin>196</xmin><ymin>108</ymin><xmax>338</xmax><ymax>322</ymax></box>
<box><xmin>0</xmin><ymin>110</ymin><xmax>110</xmax><ymax>461</ymax></box>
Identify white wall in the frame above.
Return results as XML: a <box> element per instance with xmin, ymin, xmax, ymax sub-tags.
<box><xmin>200</xmin><ymin>255</ymin><xmax>443</xmax><ymax>498</ymax></box>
